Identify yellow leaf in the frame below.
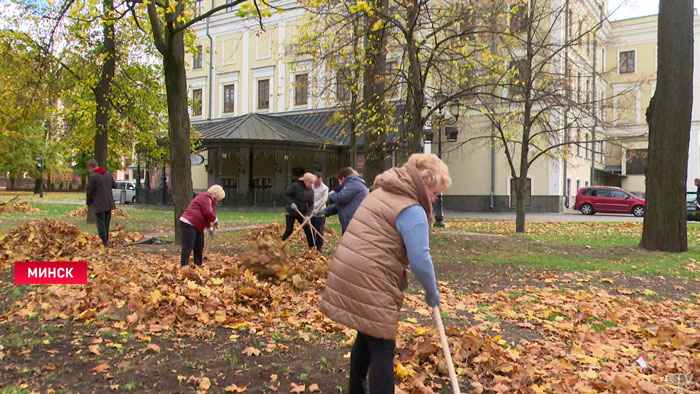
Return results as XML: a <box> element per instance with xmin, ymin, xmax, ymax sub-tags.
<box><xmin>290</xmin><ymin>383</ymin><xmax>306</xmax><ymax>393</ymax></box>
<box><xmin>308</xmin><ymin>383</ymin><xmax>319</xmax><ymax>392</ymax></box>
<box><xmin>211</xmin><ymin>277</ymin><xmax>224</xmax><ymax>285</ymax></box>
<box><xmin>88</xmin><ymin>344</ymin><xmax>101</xmax><ymax>355</ymax></box>
<box><xmin>643</xmin><ymin>289</ymin><xmax>656</xmax><ymax>296</ymax></box>
<box><xmin>146</xmin><ymin>344</ymin><xmax>161</xmax><ymax>353</ymax></box>
<box><xmin>579</xmin><ymin>368</ymin><xmax>598</xmax><ymax>380</ymax></box>
<box><xmin>395</xmin><ymin>362</ymin><xmax>415</xmax><ymax>379</ymax></box>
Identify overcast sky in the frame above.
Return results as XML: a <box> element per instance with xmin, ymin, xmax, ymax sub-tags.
<box><xmin>608</xmin><ymin>0</ymin><xmax>697</xmax><ymax>21</ymax></box>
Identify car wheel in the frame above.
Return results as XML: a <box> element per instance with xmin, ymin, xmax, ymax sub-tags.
<box><xmin>633</xmin><ymin>205</ymin><xmax>645</xmax><ymax>217</ymax></box>
<box><xmin>580</xmin><ymin>203</ymin><xmax>594</xmax><ymax>215</ymax></box>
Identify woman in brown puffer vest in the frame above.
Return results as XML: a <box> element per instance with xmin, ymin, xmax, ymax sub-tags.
<box><xmin>320</xmin><ymin>153</ymin><xmax>451</xmax><ymax>394</ymax></box>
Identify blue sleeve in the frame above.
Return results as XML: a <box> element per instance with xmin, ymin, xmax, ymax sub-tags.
<box><xmin>331</xmin><ymin>182</ymin><xmax>359</xmax><ymax>205</ymax></box>
<box><xmin>396</xmin><ymin>205</ymin><xmax>440</xmax><ymax>306</ymax></box>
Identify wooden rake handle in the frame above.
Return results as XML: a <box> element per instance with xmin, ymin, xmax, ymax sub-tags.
<box><xmin>433</xmin><ymin>306</ymin><xmax>461</xmax><ymax>394</ymax></box>
<box><xmin>295</xmin><ymin>208</ymin><xmax>328</xmax><ymax>244</ymax></box>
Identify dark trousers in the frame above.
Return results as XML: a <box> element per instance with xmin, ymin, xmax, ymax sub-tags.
<box><xmin>180</xmin><ymin>221</ymin><xmax>204</xmax><ymax>266</ymax></box>
<box><xmin>95</xmin><ymin>210</ymin><xmax>112</xmax><ymax>247</ymax></box>
<box><xmin>349</xmin><ymin>332</ymin><xmax>395</xmax><ymax>394</ymax></box>
<box><xmin>282</xmin><ymin>214</ymin><xmax>314</xmax><ymax>248</ymax></box>
<box><xmin>310</xmin><ymin>216</ymin><xmax>325</xmax><ymax>251</ymax></box>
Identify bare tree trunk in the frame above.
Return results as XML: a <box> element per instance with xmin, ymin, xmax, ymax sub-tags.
<box><xmin>94</xmin><ymin>0</ymin><xmax>116</xmax><ymax>168</ymax></box>
<box><xmin>405</xmin><ymin>0</ymin><xmax>425</xmax><ymax>154</ymax></box>
<box><xmin>162</xmin><ymin>35</ymin><xmax>193</xmax><ymax>245</ymax></box>
<box><xmin>640</xmin><ymin>0</ymin><xmax>693</xmax><ymax>252</ymax></box>
<box><xmin>361</xmin><ymin>0</ymin><xmax>389</xmax><ymax>186</ymax></box>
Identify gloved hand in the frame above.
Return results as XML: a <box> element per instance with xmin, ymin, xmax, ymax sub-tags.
<box><xmin>290</xmin><ymin>202</ymin><xmax>298</xmax><ymax>210</ymax></box>
<box><xmin>314</xmin><ymin>208</ymin><xmax>326</xmax><ymax>217</ymax></box>
<box><xmin>328</xmin><ymin>190</ymin><xmax>336</xmax><ymax>197</ymax></box>
<box><xmin>425</xmin><ymin>291</ymin><xmax>440</xmax><ymax>307</ymax></box>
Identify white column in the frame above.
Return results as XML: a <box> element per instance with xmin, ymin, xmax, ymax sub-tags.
<box><xmin>277</xmin><ymin>21</ymin><xmax>286</xmax><ymax>112</ymax></box>
<box><xmin>241</xmin><ymin>29</ymin><xmax>250</xmax><ymax>114</ymax></box>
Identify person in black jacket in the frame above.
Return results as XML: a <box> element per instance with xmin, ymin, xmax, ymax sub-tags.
<box><xmin>282</xmin><ymin>172</ymin><xmax>316</xmax><ymax>248</ymax></box>
<box><xmin>86</xmin><ymin>159</ymin><xmax>117</xmax><ymax>247</ymax></box>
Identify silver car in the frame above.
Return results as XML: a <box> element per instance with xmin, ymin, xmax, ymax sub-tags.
<box><xmin>112</xmin><ymin>180</ymin><xmax>136</xmax><ymax>204</ymax></box>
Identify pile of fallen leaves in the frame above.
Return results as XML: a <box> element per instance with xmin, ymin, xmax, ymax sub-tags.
<box><xmin>66</xmin><ymin>206</ymin><xmax>130</xmax><ymax>218</ymax></box>
<box><xmin>0</xmin><ymin>200</ymin><xmax>42</xmax><ymax>213</ymax></box>
<box><xmin>109</xmin><ymin>226</ymin><xmax>144</xmax><ymax>246</ymax></box>
<box><xmin>0</xmin><ymin>219</ymin><xmax>101</xmax><ymax>263</ymax></box>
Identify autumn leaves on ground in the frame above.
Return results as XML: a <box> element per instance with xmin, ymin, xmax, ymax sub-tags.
<box><xmin>1</xmin><ymin>202</ymin><xmax>699</xmax><ymax>393</ymax></box>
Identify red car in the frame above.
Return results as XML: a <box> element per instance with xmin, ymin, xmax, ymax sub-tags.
<box><xmin>573</xmin><ymin>186</ymin><xmax>645</xmax><ymax>217</ymax></box>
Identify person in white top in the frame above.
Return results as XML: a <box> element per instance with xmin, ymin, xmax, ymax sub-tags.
<box><xmin>311</xmin><ymin>172</ymin><xmax>329</xmax><ymax>251</ymax></box>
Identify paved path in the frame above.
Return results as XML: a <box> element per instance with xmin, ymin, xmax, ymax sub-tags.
<box><xmin>443</xmin><ymin>209</ymin><xmax>645</xmax><ymax>222</ymax></box>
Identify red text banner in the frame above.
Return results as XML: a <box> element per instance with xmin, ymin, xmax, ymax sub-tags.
<box><xmin>14</xmin><ymin>261</ymin><xmax>88</xmax><ymax>284</ymax></box>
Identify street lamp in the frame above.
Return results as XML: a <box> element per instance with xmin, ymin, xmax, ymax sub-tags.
<box><xmin>431</xmin><ymin>96</ymin><xmax>461</xmax><ymax>227</ymax></box>
<box><xmin>35</xmin><ymin>154</ymin><xmax>43</xmax><ymax>198</ymax></box>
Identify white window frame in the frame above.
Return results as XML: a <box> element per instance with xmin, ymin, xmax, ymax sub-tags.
<box><xmin>252</xmin><ymin>66</ymin><xmax>275</xmax><ymax>112</ymax></box>
<box><xmin>617</xmin><ymin>49</ymin><xmax>636</xmax><ymax>75</ymax></box>
<box><xmin>188</xmin><ymin>77</ymin><xmax>206</xmax><ymax>118</ymax></box>
<box><xmin>219</xmin><ymin>72</ymin><xmax>239</xmax><ymax>117</ymax></box>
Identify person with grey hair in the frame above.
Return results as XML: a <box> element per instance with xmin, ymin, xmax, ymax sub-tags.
<box><xmin>179</xmin><ymin>184</ymin><xmax>225</xmax><ymax>267</ymax></box>
<box><xmin>86</xmin><ymin>158</ymin><xmax>117</xmax><ymax>247</ymax></box>
<box><xmin>282</xmin><ymin>172</ymin><xmax>316</xmax><ymax>249</ymax></box>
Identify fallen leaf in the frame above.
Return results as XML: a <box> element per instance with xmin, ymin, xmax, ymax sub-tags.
<box><xmin>92</xmin><ymin>363</ymin><xmax>110</xmax><ymax>373</ymax></box>
<box><xmin>224</xmin><ymin>383</ymin><xmax>246</xmax><ymax>392</ymax></box>
<box><xmin>146</xmin><ymin>344</ymin><xmax>161</xmax><ymax>353</ymax></box>
<box><xmin>242</xmin><ymin>346</ymin><xmax>261</xmax><ymax>356</ymax></box>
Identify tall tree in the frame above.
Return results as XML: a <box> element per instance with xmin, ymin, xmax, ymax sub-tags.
<box><xmin>143</xmin><ymin>0</ymin><xmax>265</xmax><ymax>243</ymax></box>
<box><xmin>640</xmin><ymin>0</ymin><xmax>693</xmax><ymax>252</ymax></box>
<box><xmin>93</xmin><ymin>0</ymin><xmax>117</xmax><ymax>168</ymax></box>
<box><xmin>359</xmin><ymin>0</ymin><xmax>390</xmax><ymax>186</ymax></box>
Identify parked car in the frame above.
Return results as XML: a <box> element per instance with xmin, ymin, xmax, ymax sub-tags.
<box><xmin>112</xmin><ymin>180</ymin><xmax>136</xmax><ymax>204</ymax></box>
<box><xmin>687</xmin><ymin>192</ymin><xmax>700</xmax><ymax>222</ymax></box>
<box><xmin>573</xmin><ymin>186</ymin><xmax>645</xmax><ymax>217</ymax></box>
<box><xmin>630</xmin><ymin>191</ymin><xmax>646</xmax><ymax>199</ymax></box>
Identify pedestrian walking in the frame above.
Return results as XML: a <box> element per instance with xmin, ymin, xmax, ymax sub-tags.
<box><xmin>86</xmin><ymin>159</ymin><xmax>117</xmax><ymax>247</ymax></box>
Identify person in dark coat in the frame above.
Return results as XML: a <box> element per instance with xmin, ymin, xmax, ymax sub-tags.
<box><xmin>318</xmin><ymin>167</ymin><xmax>369</xmax><ymax>233</ymax></box>
<box><xmin>179</xmin><ymin>184</ymin><xmax>225</xmax><ymax>266</ymax></box>
<box><xmin>86</xmin><ymin>159</ymin><xmax>117</xmax><ymax>247</ymax></box>
<box><xmin>282</xmin><ymin>172</ymin><xmax>316</xmax><ymax>248</ymax></box>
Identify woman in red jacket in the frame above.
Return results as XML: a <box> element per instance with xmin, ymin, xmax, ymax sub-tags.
<box><xmin>179</xmin><ymin>184</ymin><xmax>225</xmax><ymax>266</ymax></box>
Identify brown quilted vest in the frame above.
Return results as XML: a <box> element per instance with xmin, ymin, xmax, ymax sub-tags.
<box><xmin>320</xmin><ymin>163</ymin><xmax>432</xmax><ymax>340</ymax></box>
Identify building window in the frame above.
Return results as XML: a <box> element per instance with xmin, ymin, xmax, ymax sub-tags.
<box><xmin>337</xmin><ymin>71</ymin><xmax>350</xmax><ymax>101</ymax></box>
<box><xmin>192</xmin><ymin>45</ymin><xmax>202</xmax><ymax>70</ymax></box>
<box><xmin>619</xmin><ymin>50</ymin><xmax>635</xmax><ymax>74</ymax></box>
<box><xmin>585</xmin><ymin>134</ymin><xmax>591</xmax><ymax>160</ymax></box>
<box><xmin>510</xmin><ymin>58</ymin><xmax>530</xmax><ymax>96</ymax></box>
<box><xmin>294</xmin><ymin>73</ymin><xmax>309</xmax><ymax>106</ymax></box>
<box><xmin>192</xmin><ymin>88</ymin><xmax>202</xmax><ymax>116</ymax></box>
<box><xmin>223</xmin><ymin>84</ymin><xmax>235</xmax><ymax>113</ymax></box>
<box><xmin>194</xmin><ymin>0</ymin><xmax>202</xmax><ymax>17</ymax></box>
<box><xmin>257</xmin><ymin>79</ymin><xmax>270</xmax><ymax>109</ymax></box>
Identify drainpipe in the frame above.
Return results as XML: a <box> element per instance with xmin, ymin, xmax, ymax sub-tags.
<box><xmin>490</xmin><ymin>128</ymin><xmax>495</xmax><ymax>210</ymax></box>
<box><xmin>206</xmin><ymin>0</ymin><xmax>214</xmax><ymax>120</ymax></box>
<box><xmin>590</xmin><ymin>3</ymin><xmax>603</xmax><ymax>186</ymax></box>
<box><xmin>563</xmin><ymin>0</ymin><xmax>570</xmax><ymax>209</ymax></box>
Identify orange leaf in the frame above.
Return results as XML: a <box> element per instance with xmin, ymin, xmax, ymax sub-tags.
<box><xmin>242</xmin><ymin>346</ymin><xmax>261</xmax><ymax>356</ymax></box>
<box><xmin>92</xmin><ymin>363</ymin><xmax>110</xmax><ymax>373</ymax></box>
